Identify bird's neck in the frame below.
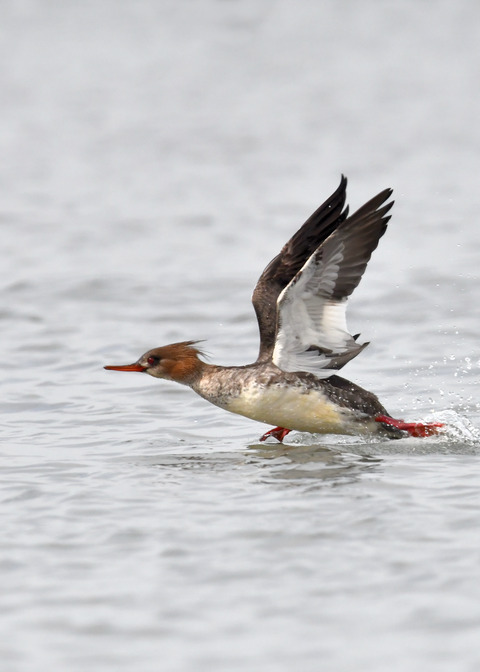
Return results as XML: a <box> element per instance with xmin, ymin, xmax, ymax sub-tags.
<box><xmin>163</xmin><ymin>354</ymin><xmax>209</xmax><ymax>386</ymax></box>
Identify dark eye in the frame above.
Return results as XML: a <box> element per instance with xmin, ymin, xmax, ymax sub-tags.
<box><xmin>147</xmin><ymin>356</ymin><xmax>158</xmax><ymax>366</ymax></box>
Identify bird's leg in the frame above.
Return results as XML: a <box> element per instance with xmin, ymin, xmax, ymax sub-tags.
<box><xmin>259</xmin><ymin>426</ymin><xmax>292</xmax><ymax>443</ymax></box>
<box><xmin>375</xmin><ymin>415</ymin><xmax>444</xmax><ymax>438</ymax></box>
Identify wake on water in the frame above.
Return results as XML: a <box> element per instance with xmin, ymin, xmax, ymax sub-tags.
<box><xmin>261</xmin><ymin>410</ymin><xmax>480</xmax><ymax>455</ymax></box>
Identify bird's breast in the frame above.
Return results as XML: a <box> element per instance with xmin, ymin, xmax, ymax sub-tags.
<box><xmin>223</xmin><ymin>382</ymin><xmax>346</xmax><ymax>434</ymax></box>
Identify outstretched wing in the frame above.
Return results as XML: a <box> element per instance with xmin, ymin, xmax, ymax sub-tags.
<box><xmin>252</xmin><ymin>176</ymin><xmax>349</xmax><ymax>362</ymax></box>
<box><xmin>272</xmin><ymin>188</ymin><xmax>393</xmax><ymax>378</ymax></box>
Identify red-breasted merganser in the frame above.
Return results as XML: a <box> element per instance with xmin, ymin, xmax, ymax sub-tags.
<box><xmin>105</xmin><ymin>177</ymin><xmax>443</xmax><ymax>441</ymax></box>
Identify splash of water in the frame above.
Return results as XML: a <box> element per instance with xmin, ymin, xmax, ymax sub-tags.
<box><xmin>420</xmin><ymin>410</ymin><xmax>480</xmax><ymax>444</ymax></box>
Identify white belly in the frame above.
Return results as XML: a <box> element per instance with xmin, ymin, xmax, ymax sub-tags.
<box><xmin>224</xmin><ymin>383</ymin><xmax>348</xmax><ymax>434</ymax></box>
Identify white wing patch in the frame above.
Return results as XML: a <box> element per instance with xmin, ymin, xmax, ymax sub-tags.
<box><xmin>272</xmin><ymin>236</ymin><xmax>367</xmax><ymax>378</ymax></box>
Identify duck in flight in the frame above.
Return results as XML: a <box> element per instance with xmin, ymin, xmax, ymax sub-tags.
<box><xmin>105</xmin><ymin>176</ymin><xmax>443</xmax><ymax>441</ymax></box>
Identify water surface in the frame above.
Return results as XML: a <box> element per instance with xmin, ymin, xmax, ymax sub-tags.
<box><xmin>2</xmin><ymin>2</ymin><xmax>480</xmax><ymax>671</ymax></box>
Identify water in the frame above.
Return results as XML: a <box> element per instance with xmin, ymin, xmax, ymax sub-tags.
<box><xmin>2</xmin><ymin>1</ymin><xmax>480</xmax><ymax>671</ymax></box>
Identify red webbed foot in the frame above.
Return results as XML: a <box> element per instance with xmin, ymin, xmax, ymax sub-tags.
<box><xmin>375</xmin><ymin>415</ymin><xmax>444</xmax><ymax>438</ymax></box>
<box><xmin>259</xmin><ymin>426</ymin><xmax>292</xmax><ymax>443</ymax></box>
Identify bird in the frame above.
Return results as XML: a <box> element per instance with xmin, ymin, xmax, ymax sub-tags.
<box><xmin>105</xmin><ymin>176</ymin><xmax>443</xmax><ymax>441</ymax></box>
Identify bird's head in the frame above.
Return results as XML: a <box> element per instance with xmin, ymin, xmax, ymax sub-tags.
<box><xmin>104</xmin><ymin>341</ymin><xmax>204</xmax><ymax>385</ymax></box>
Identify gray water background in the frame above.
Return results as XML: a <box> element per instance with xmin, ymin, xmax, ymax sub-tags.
<box><xmin>2</xmin><ymin>1</ymin><xmax>480</xmax><ymax>671</ymax></box>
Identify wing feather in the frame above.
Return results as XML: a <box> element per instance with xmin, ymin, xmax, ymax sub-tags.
<box><xmin>272</xmin><ymin>188</ymin><xmax>393</xmax><ymax>377</ymax></box>
<box><xmin>252</xmin><ymin>176</ymin><xmax>349</xmax><ymax>362</ymax></box>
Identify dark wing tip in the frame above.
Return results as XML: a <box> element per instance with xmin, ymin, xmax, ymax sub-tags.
<box><xmin>351</xmin><ymin>187</ymin><xmax>394</xmax><ymax>218</ymax></box>
<box><xmin>325</xmin><ymin>185</ymin><xmax>395</xmax><ymax>300</ymax></box>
